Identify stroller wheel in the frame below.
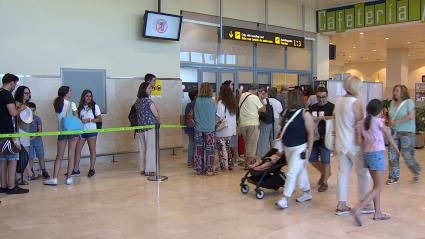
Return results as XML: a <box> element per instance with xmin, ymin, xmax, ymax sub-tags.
<box><xmin>255</xmin><ymin>190</ymin><xmax>265</xmax><ymax>199</ymax></box>
<box><xmin>241</xmin><ymin>184</ymin><xmax>249</xmax><ymax>194</ymax></box>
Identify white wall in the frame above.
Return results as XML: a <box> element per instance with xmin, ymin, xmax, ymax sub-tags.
<box><xmin>0</xmin><ymin>0</ymin><xmax>316</xmax><ymax>158</ymax></box>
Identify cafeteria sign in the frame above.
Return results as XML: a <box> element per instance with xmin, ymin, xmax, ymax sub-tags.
<box><xmin>317</xmin><ymin>0</ymin><xmax>425</xmax><ymax>33</ymax></box>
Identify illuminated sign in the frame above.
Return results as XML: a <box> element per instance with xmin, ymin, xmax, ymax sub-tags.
<box><xmin>222</xmin><ymin>26</ymin><xmax>304</xmax><ymax>48</ymax></box>
<box><xmin>317</xmin><ymin>0</ymin><xmax>425</xmax><ymax>33</ymax></box>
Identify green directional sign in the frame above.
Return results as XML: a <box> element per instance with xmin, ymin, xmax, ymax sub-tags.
<box><xmin>316</xmin><ymin>0</ymin><xmax>425</xmax><ymax>32</ymax></box>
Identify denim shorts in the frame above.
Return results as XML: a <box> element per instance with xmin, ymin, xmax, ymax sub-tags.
<box><xmin>363</xmin><ymin>150</ymin><xmax>386</xmax><ymax>171</ymax></box>
<box><xmin>81</xmin><ymin>133</ymin><xmax>98</xmax><ymax>139</ymax></box>
<box><xmin>0</xmin><ymin>153</ymin><xmax>19</xmax><ymax>161</ymax></box>
<box><xmin>57</xmin><ymin>135</ymin><xmax>80</xmax><ymax>141</ymax></box>
<box><xmin>29</xmin><ymin>143</ymin><xmax>45</xmax><ymax>160</ymax></box>
<box><xmin>309</xmin><ymin>143</ymin><xmax>331</xmax><ymax>164</ymax></box>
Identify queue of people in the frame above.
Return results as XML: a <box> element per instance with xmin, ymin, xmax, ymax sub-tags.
<box><xmin>1</xmin><ymin>72</ymin><xmax>422</xmax><ymax>227</ymax></box>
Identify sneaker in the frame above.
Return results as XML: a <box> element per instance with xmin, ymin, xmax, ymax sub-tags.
<box><xmin>6</xmin><ymin>186</ymin><xmax>29</xmax><ymax>194</ymax></box>
<box><xmin>44</xmin><ymin>178</ymin><xmax>58</xmax><ymax>186</ymax></box>
<box><xmin>71</xmin><ymin>170</ymin><xmax>80</xmax><ymax>177</ymax></box>
<box><xmin>386</xmin><ymin>179</ymin><xmax>399</xmax><ymax>185</ymax></box>
<box><xmin>296</xmin><ymin>192</ymin><xmax>313</xmax><ymax>203</ymax></box>
<box><xmin>276</xmin><ymin>197</ymin><xmax>288</xmax><ymax>209</ymax></box>
<box><xmin>42</xmin><ymin>170</ymin><xmax>50</xmax><ymax>179</ymax></box>
<box><xmin>65</xmin><ymin>177</ymin><xmax>73</xmax><ymax>185</ymax></box>
<box><xmin>318</xmin><ymin>183</ymin><xmax>328</xmax><ymax>192</ymax></box>
<box><xmin>88</xmin><ymin>169</ymin><xmax>95</xmax><ymax>178</ymax></box>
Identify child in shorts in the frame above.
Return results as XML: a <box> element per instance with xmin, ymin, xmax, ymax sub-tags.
<box><xmin>27</xmin><ymin>102</ymin><xmax>49</xmax><ymax>179</ymax></box>
<box><xmin>352</xmin><ymin>99</ymin><xmax>400</xmax><ymax>226</ymax></box>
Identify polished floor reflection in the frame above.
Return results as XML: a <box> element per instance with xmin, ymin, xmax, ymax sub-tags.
<box><xmin>1</xmin><ymin>149</ymin><xmax>424</xmax><ymax>239</ymax></box>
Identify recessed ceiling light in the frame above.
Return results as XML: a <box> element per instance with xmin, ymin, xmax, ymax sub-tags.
<box><xmin>348</xmin><ymin>56</ymin><xmax>352</xmax><ymax>58</ymax></box>
<box><xmin>407</xmin><ymin>42</ymin><xmax>411</xmax><ymax>44</ymax></box>
<box><xmin>372</xmin><ymin>49</ymin><xmax>377</xmax><ymax>52</ymax></box>
<box><xmin>385</xmin><ymin>37</ymin><xmax>390</xmax><ymax>40</ymax></box>
<box><xmin>353</xmin><ymin>46</ymin><xmax>356</xmax><ymax>49</ymax></box>
<box><xmin>408</xmin><ymin>54</ymin><xmax>411</xmax><ymax>56</ymax></box>
<box><xmin>360</xmin><ymin>32</ymin><xmax>365</xmax><ymax>35</ymax></box>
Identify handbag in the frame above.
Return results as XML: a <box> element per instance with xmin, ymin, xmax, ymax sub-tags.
<box><xmin>324</xmin><ymin>119</ymin><xmax>335</xmax><ymax>151</ymax></box>
<box><xmin>216</xmin><ymin>106</ymin><xmax>228</xmax><ymax>131</ymax></box>
<box><xmin>0</xmin><ymin>115</ymin><xmax>21</xmax><ymax>154</ymax></box>
<box><xmin>62</xmin><ymin>101</ymin><xmax>83</xmax><ymax>131</ymax></box>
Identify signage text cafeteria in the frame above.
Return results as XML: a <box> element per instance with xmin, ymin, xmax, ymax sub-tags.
<box><xmin>317</xmin><ymin>0</ymin><xmax>425</xmax><ymax>33</ymax></box>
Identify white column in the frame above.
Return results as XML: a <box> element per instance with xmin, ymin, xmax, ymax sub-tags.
<box><xmin>314</xmin><ymin>34</ymin><xmax>330</xmax><ymax>81</ymax></box>
<box><xmin>386</xmin><ymin>48</ymin><xmax>409</xmax><ymax>97</ymax></box>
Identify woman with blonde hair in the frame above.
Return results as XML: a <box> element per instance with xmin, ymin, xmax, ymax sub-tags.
<box><xmin>193</xmin><ymin>83</ymin><xmax>216</xmax><ymax>175</ymax></box>
<box><xmin>334</xmin><ymin>76</ymin><xmax>372</xmax><ymax>215</ymax></box>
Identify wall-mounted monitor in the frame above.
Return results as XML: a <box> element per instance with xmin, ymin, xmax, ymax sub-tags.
<box><xmin>143</xmin><ymin>11</ymin><xmax>183</xmax><ymax>41</ymax></box>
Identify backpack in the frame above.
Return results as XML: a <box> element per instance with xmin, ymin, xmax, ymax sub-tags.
<box><xmin>128</xmin><ymin>104</ymin><xmax>138</xmax><ymax>127</ymax></box>
<box><xmin>186</xmin><ymin>107</ymin><xmax>195</xmax><ymax>128</ymax></box>
<box><xmin>259</xmin><ymin>98</ymin><xmax>274</xmax><ymax>124</ymax></box>
<box><xmin>91</xmin><ymin>105</ymin><xmax>102</xmax><ymax>129</ymax></box>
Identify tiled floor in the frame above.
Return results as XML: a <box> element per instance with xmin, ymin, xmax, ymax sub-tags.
<box><xmin>1</xmin><ymin>149</ymin><xmax>424</xmax><ymax>239</ymax></box>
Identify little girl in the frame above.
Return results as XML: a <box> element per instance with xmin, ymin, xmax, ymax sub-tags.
<box><xmin>352</xmin><ymin>99</ymin><xmax>400</xmax><ymax>226</ymax></box>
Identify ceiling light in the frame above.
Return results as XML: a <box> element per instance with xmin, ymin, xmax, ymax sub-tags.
<box><xmin>408</xmin><ymin>54</ymin><xmax>411</xmax><ymax>56</ymax></box>
<box><xmin>372</xmin><ymin>49</ymin><xmax>377</xmax><ymax>52</ymax></box>
<box><xmin>385</xmin><ymin>37</ymin><xmax>390</xmax><ymax>40</ymax></box>
<box><xmin>348</xmin><ymin>56</ymin><xmax>352</xmax><ymax>58</ymax></box>
<box><xmin>407</xmin><ymin>42</ymin><xmax>411</xmax><ymax>44</ymax></box>
<box><xmin>353</xmin><ymin>46</ymin><xmax>356</xmax><ymax>49</ymax></box>
<box><xmin>360</xmin><ymin>32</ymin><xmax>365</xmax><ymax>35</ymax></box>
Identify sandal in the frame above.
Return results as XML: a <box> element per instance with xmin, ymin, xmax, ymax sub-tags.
<box><xmin>335</xmin><ymin>206</ymin><xmax>352</xmax><ymax>216</ymax></box>
<box><xmin>28</xmin><ymin>174</ymin><xmax>40</xmax><ymax>181</ymax></box>
<box><xmin>373</xmin><ymin>213</ymin><xmax>391</xmax><ymax>221</ymax></box>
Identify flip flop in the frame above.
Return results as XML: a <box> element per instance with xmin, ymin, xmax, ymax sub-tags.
<box><xmin>373</xmin><ymin>213</ymin><xmax>391</xmax><ymax>221</ymax></box>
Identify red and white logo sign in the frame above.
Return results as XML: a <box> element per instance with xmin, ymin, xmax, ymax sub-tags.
<box><xmin>155</xmin><ymin>19</ymin><xmax>168</xmax><ymax>33</ymax></box>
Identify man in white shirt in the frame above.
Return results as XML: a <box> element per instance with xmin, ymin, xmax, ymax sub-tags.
<box><xmin>239</xmin><ymin>85</ymin><xmax>266</xmax><ymax>168</ymax></box>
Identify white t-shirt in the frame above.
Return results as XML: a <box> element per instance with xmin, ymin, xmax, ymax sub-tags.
<box><xmin>79</xmin><ymin>104</ymin><xmax>101</xmax><ymax>130</ymax></box>
<box><xmin>262</xmin><ymin>98</ymin><xmax>283</xmax><ymax>119</ymax></box>
<box><xmin>57</xmin><ymin>99</ymin><xmax>77</xmax><ymax>130</ymax></box>
<box><xmin>215</xmin><ymin>100</ymin><xmax>237</xmax><ymax>138</ymax></box>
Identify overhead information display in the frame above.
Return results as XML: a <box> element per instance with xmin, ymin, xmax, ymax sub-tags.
<box><xmin>222</xmin><ymin>26</ymin><xmax>304</xmax><ymax>48</ymax></box>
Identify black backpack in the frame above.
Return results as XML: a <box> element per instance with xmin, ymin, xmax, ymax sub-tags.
<box><xmin>91</xmin><ymin>106</ymin><xmax>102</xmax><ymax>129</ymax></box>
<box><xmin>259</xmin><ymin>98</ymin><xmax>274</xmax><ymax>124</ymax></box>
<box><xmin>128</xmin><ymin>104</ymin><xmax>138</xmax><ymax>127</ymax></box>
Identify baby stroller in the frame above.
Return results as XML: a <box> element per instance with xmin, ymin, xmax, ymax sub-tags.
<box><xmin>240</xmin><ymin>148</ymin><xmax>287</xmax><ymax>199</ymax></box>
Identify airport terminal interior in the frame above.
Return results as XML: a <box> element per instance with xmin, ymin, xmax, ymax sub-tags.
<box><xmin>1</xmin><ymin>0</ymin><xmax>425</xmax><ymax>238</ymax></box>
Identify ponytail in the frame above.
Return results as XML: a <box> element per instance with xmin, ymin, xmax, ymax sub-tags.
<box><xmin>53</xmin><ymin>97</ymin><xmax>64</xmax><ymax>113</ymax></box>
<box><xmin>54</xmin><ymin>86</ymin><xmax>70</xmax><ymax>113</ymax></box>
<box><xmin>364</xmin><ymin>114</ymin><xmax>372</xmax><ymax>131</ymax></box>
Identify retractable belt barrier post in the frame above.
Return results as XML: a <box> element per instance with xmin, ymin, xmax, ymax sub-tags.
<box><xmin>147</xmin><ymin>123</ymin><xmax>168</xmax><ymax>182</ymax></box>
<box><xmin>0</xmin><ymin>124</ymin><xmax>184</xmax><ymax>182</ymax></box>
